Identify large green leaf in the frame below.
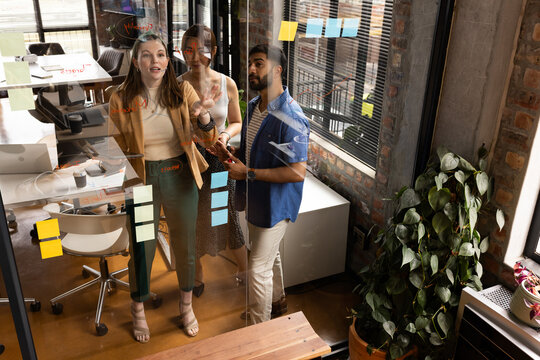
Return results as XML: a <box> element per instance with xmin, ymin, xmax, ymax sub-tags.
<box><xmin>470</xmin><ymin>275</ymin><xmax>483</xmax><ymax>291</ymax></box>
<box><xmin>446</xmin><ymin>268</ymin><xmax>455</xmax><ymax>285</ymax></box>
<box><xmin>476</xmin><ymin>262</ymin><xmax>483</xmax><ymax>278</ymax></box>
<box><xmin>395</xmin><ymin>224</ymin><xmax>410</xmax><ymax>242</ymax></box>
<box><xmin>403</xmin><ymin>208</ymin><xmax>421</xmax><ymax>224</ymax></box>
<box><xmin>459</xmin><ymin>242</ymin><xmax>474</xmax><ymax>257</ymax></box>
<box><xmin>402</xmin><ymin>246</ymin><xmax>415</xmax><ymax>267</ymax></box>
<box><xmin>415</xmin><ymin>316</ymin><xmax>429</xmax><ymax>330</ymax></box>
<box><xmin>435</xmin><ymin>173</ymin><xmax>449</xmax><ymax>191</ymax></box>
<box><xmin>480</xmin><ymin>237</ymin><xmax>489</xmax><ymax>253</ymax></box>
<box><xmin>431</xmin><ymin>254</ymin><xmax>439</xmax><ymax>275</ymax></box>
<box><xmin>387</xmin><ymin>276</ymin><xmax>407</xmax><ymax>295</ymax></box>
<box><xmin>449</xmin><ymin>233</ymin><xmax>461</xmax><ymax>251</ymax></box>
<box><xmin>428</xmin><ymin>187</ymin><xmax>451</xmax><ymax>211</ymax></box>
<box><xmin>459</xmin><ymin>206</ymin><xmax>466</xmax><ymax>230</ymax></box>
<box><xmin>397</xmin><ymin>334</ymin><xmax>410</xmax><ymax>348</ymax></box>
<box><xmin>389</xmin><ymin>344</ymin><xmax>405</xmax><ymax>360</ymax></box>
<box><xmin>469</xmin><ymin>206</ymin><xmax>478</xmax><ymax>233</ymax></box>
<box><xmin>415</xmin><ymin>174</ymin><xmax>433</xmax><ymax>191</ymax></box>
<box><xmin>455</xmin><ymin>170</ymin><xmax>466</xmax><ymax>185</ymax></box>
<box><xmin>437</xmin><ymin>312</ymin><xmax>452</xmax><ymax>337</ymax></box>
<box><xmin>399</xmin><ymin>188</ymin><xmax>422</xmax><ymax>212</ymax></box>
<box><xmin>458</xmin><ymin>156</ymin><xmax>476</xmax><ymax>172</ymax></box>
<box><xmin>432</xmin><ymin>212</ymin><xmax>451</xmax><ymax>235</ymax></box>
<box><xmin>409</xmin><ymin>271</ymin><xmax>423</xmax><ymax>289</ymax></box>
<box><xmin>437</xmin><ymin>146</ymin><xmax>450</xmax><ymax>161</ymax></box>
<box><xmin>372</xmin><ymin>309</ymin><xmax>387</xmax><ymax>323</ymax></box>
<box><xmin>476</xmin><ymin>172</ymin><xmax>489</xmax><ymax>195</ymax></box>
<box><xmin>464</xmin><ymin>184</ymin><xmax>472</xmax><ymax>209</ymax></box>
<box><xmin>417</xmin><ymin>289</ymin><xmax>427</xmax><ymax>308</ymax></box>
<box><xmin>418</xmin><ymin>222</ymin><xmax>425</xmax><ymax>241</ymax></box>
<box><xmin>435</xmin><ymin>286</ymin><xmax>451</xmax><ymax>303</ymax></box>
<box><xmin>443</xmin><ymin>203</ymin><xmax>457</xmax><ymax>222</ymax></box>
<box><xmin>479</xmin><ymin>158</ymin><xmax>487</xmax><ymax>171</ymax></box>
<box><xmin>366</xmin><ymin>292</ymin><xmax>377</xmax><ymax>311</ymax></box>
<box><xmin>405</xmin><ymin>323</ymin><xmax>416</xmax><ymax>333</ymax></box>
<box><xmin>430</xmin><ymin>333</ymin><xmax>443</xmax><ymax>346</ymax></box>
<box><xmin>383</xmin><ymin>321</ymin><xmax>396</xmax><ymax>339</ymax></box>
<box><xmin>496</xmin><ymin>209</ymin><xmax>505</xmax><ymax>231</ymax></box>
<box><xmin>441</xmin><ymin>153</ymin><xmax>459</xmax><ymax>171</ymax></box>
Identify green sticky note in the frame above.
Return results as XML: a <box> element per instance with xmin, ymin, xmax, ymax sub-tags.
<box><xmin>7</xmin><ymin>88</ymin><xmax>35</xmax><ymax>111</ymax></box>
<box><xmin>0</xmin><ymin>33</ymin><xmax>26</xmax><ymax>56</ymax></box>
<box><xmin>4</xmin><ymin>62</ymin><xmax>31</xmax><ymax>85</ymax></box>
<box><xmin>133</xmin><ymin>185</ymin><xmax>153</xmax><ymax>204</ymax></box>
<box><xmin>134</xmin><ymin>204</ymin><xmax>154</xmax><ymax>223</ymax></box>
<box><xmin>135</xmin><ymin>223</ymin><xmax>154</xmax><ymax>242</ymax></box>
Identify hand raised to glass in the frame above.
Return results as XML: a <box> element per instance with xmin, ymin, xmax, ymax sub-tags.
<box><xmin>191</xmin><ymin>84</ymin><xmax>222</xmax><ymax>117</ymax></box>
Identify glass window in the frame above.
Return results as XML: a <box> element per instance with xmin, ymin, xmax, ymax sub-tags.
<box><xmin>0</xmin><ymin>0</ymin><xmax>37</xmax><ymax>32</ymax></box>
<box><xmin>287</xmin><ymin>0</ymin><xmax>392</xmax><ymax>168</ymax></box>
<box><xmin>39</xmin><ymin>0</ymin><xmax>89</xmax><ymax>28</ymax></box>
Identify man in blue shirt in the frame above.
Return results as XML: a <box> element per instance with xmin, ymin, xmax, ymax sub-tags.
<box><xmin>213</xmin><ymin>44</ymin><xmax>309</xmax><ymax>323</ymax></box>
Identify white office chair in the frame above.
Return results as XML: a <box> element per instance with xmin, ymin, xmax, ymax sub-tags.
<box><xmin>43</xmin><ymin>203</ymin><xmax>160</xmax><ymax>336</ymax></box>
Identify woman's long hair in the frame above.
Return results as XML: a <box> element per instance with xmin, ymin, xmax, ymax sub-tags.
<box><xmin>117</xmin><ymin>32</ymin><xmax>183</xmax><ymax>109</ymax></box>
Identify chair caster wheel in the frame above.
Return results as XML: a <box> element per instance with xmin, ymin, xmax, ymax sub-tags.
<box><xmin>96</xmin><ymin>323</ymin><xmax>108</xmax><ymax>336</ymax></box>
<box><xmin>30</xmin><ymin>301</ymin><xmax>41</xmax><ymax>312</ymax></box>
<box><xmin>30</xmin><ymin>228</ymin><xmax>37</xmax><ymax>239</ymax></box>
<box><xmin>51</xmin><ymin>303</ymin><xmax>63</xmax><ymax>315</ymax></box>
<box><xmin>151</xmin><ymin>295</ymin><xmax>162</xmax><ymax>309</ymax></box>
<box><xmin>0</xmin><ymin>344</ymin><xmax>4</xmax><ymax>355</ymax></box>
<box><xmin>82</xmin><ymin>269</ymin><xmax>90</xmax><ymax>278</ymax></box>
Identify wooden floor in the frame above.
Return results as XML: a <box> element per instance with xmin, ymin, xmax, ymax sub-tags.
<box><xmin>0</xmin><ymin>206</ymin><xmax>359</xmax><ymax>359</ymax></box>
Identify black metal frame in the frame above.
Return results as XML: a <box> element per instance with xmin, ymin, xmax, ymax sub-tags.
<box><xmin>0</xmin><ymin>192</ymin><xmax>37</xmax><ymax>360</ymax></box>
<box><xmin>30</xmin><ymin>0</ymin><xmax>98</xmax><ymax>58</ymax></box>
<box><xmin>412</xmin><ymin>0</ymin><xmax>456</xmax><ymax>181</ymax></box>
<box><xmin>524</xmin><ymin>192</ymin><xmax>540</xmax><ymax>264</ymax></box>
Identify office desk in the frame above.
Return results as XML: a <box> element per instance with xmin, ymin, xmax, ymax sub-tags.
<box><xmin>0</xmin><ymin>53</ymin><xmax>111</xmax><ymax>90</ymax></box>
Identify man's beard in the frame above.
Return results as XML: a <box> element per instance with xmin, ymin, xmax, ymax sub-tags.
<box><xmin>249</xmin><ymin>74</ymin><xmax>271</xmax><ymax>91</ymax></box>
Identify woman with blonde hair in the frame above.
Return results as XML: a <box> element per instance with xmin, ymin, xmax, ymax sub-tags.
<box><xmin>109</xmin><ymin>32</ymin><xmax>219</xmax><ymax>342</ymax></box>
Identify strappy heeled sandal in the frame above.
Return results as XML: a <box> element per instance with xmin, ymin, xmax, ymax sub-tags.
<box><xmin>131</xmin><ymin>302</ymin><xmax>150</xmax><ymax>343</ymax></box>
<box><xmin>179</xmin><ymin>301</ymin><xmax>199</xmax><ymax>337</ymax></box>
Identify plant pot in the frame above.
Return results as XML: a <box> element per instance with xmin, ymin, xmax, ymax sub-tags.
<box><xmin>349</xmin><ymin>318</ymin><xmax>417</xmax><ymax>360</ymax></box>
<box><xmin>510</xmin><ymin>280</ymin><xmax>540</xmax><ymax>328</ymax></box>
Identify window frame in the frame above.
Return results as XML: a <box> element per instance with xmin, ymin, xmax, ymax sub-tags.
<box><xmin>283</xmin><ymin>0</ymin><xmax>393</xmax><ymax>169</ymax></box>
<box><xmin>30</xmin><ymin>0</ymin><xmax>98</xmax><ymax>58</ymax></box>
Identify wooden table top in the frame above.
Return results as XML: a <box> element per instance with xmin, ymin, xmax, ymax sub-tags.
<box><xmin>137</xmin><ymin>311</ymin><xmax>331</xmax><ymax>360</ymax></box>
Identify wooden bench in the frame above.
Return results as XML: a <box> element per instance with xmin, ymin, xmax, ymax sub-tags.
<box><xmin>137</xmin><ymin>311</ymin><xmax>331</xmax><ymax>360</ymax></box>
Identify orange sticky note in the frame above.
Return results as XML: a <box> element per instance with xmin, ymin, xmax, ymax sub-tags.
<box><xmin>278</xmin><ymin>21</ymin><xmax>299</xmax><ymax>41</ymax></box>
<box><xmin>40</xmin><ymin>239</ymin><xmax>63</xmax><ymax>259</ymax></box>
<box><xmin>36</xmin><ymin>218</ymin><xmax>60</xmax><ymax>240</ymax></box>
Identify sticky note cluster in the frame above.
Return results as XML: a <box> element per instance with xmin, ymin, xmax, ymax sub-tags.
<box><xmin>0</xmin><ymin>32</ymin><xmax>35</xmax><ymax>111</ymax></box>
<box><xmin>210</xmin><ymin>171</ymin><xmax>228</xmax><ymax>227</ymax></box>
<box><xmin>36</xmin><ymin>218</ymin><xmax>63</xmax><ymax>259</ymax></box>
<box><xmin>305</xmin><ymin>18</ymin><xmax>361</xmax><ymax>39</ymax></box>
<box><xmin>132</xmin><ymin>185</ymin><xmax>155</xmax><ymax>242</ymax></box>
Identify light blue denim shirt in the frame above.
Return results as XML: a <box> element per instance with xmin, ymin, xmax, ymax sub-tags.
<box><xmin>235</xmin><ymin>87</ymin><xmax>310</xmax><ymax>228</ymax></box>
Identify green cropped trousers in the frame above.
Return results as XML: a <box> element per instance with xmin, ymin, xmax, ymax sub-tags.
<box><xmin>128</xmin><ymin>154</ymin><xmax>198</xmax><ymax>302</ymax></box>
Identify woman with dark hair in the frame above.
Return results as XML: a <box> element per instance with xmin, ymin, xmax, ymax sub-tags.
<box><xmin>179</xmin><ymin>24</ymin><xmax>247</xmax><ymax>296</ymax></box>
<box><xmin>109</xmin><ymin>32</ymin><xmax>219</xmax><ymax>342</ymax></box>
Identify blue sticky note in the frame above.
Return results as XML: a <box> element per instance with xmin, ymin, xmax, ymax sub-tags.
<box><xmin>306</xmin><ymin>18</ymin><xmax>324</xmax><ymax>38</ymax></box>
<box><xmin>342</xmin><ymin>18</ymin><xmax>360</xmax><ymax>37</ymax></box>
<box><xmin>211</xmin><ymin>171</ymin><xmax>228</xmax><ymax>189</ymax></box>
<box><xmin>211</xmin><ymin>209</ymin><xmax>228</xmax><ymax>227</ymax></box>
<box><xmin>325</xmin><ymin>18</ymin><xmax>343</xmax><ymax>38</ymax></box>
<box><xmin>211</xmin><ymin>191</ymin><xmax>228</xmax><ymax>209</ymax></box>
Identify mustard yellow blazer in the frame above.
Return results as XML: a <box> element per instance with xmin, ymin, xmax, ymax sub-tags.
<box><xmin>108</xmin><ymin>80</ymin><xmax>218</xmax><ymax>189</ymax></box>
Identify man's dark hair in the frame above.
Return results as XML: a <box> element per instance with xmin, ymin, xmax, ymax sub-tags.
<box><xmin>249</xmin><ymin>44</ymin><xmax>287</xmax><ymax>81</ymax></box>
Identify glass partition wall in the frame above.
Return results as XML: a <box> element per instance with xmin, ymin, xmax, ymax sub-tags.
<box><xmin>0</xmin><ymin>0</ymin><xmax>391</xmax><ymax>358</ymax></box>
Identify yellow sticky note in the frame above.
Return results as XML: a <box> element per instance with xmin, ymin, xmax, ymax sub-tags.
<box><xmin>0</xmin><ymin>33</ymin><xmax>26</xmax><ymax>56</ymax></box>
<box><xmin>36</xmin><ymin>218</ymin><xmax>60</xmax><ymax>240</ymax></box>
<box><xmin>135</xmin><ymin>223</ymin><xmax>154</xmax><ymax>242</ymax></box>
<box><xmin>278</xmin><ymin>21</ymin><xmax>299</xmax><ymax>41</ymax></box>
<box><xmin>133</xmin><ymin>185</ymin><xmax>153</xmax><ymax>204</ymax></box>
<box><xmin>7</xmin><ymin>88</ymin><xmax>35</xmax><ymax>111</ymax></box>
<box><xmin>134</xmin><ymin>204</ymin><xmax>154</xmax><ymax>223</ymax></box>
<box><xmin>40</xmin><ymin>239</ymin><xmax>63</xmax><ymax>259</ymax></box>
<box><xmin>4</xmin><ymin>62</ymin><xmax>31</xmax><ymax>85</ymax></box>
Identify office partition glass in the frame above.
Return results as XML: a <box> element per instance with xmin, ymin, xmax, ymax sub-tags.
<box><xmin>39</xmin><ymin>0</ymin><xmax>89</xmax><ymax>28</ymax></box>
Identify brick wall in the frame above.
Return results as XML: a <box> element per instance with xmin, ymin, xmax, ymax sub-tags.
<box><xmin>482</xmin><ymin>0</ymin><xmax>540</xmax><ymax>289</ymax></box>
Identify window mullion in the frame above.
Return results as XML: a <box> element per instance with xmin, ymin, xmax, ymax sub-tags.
<box><xmin>32</xmin><ymin>0</ymin><xmax>45</xmax><ymax>42</ymax></box>
<box><xmin>323</xmin><ymin>0</ymin><xmax>339</xmax><ymax>131</ymax></box>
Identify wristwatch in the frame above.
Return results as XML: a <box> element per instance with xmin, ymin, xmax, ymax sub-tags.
<box><xmin>247</xmin><ymin>168</ymin><xmax>256</xmax><ymax>181</ymax></box>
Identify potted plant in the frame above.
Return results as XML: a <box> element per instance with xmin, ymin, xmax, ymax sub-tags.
<box><xmin>350</xmin><ymin>147</ymin><xmax>505</xmax><ymax>360</ymax></box>
<box><xmin>106</xmin><ymin>25</ymin><xmax>119</xmax><ymax>48</ymax></box>
<box><xmin>510</xmin><ymin>262</ymin><xmax>540</xmax><ymax>327</ymax></box>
